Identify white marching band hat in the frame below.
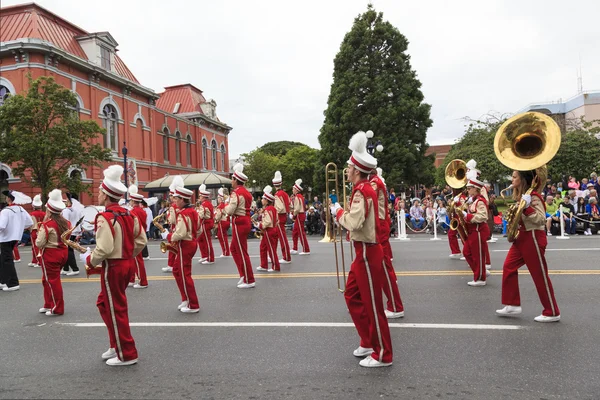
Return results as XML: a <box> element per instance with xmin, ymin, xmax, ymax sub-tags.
<box><xmin>46</xmin><ymin>189</ymin><xmax>66</xmax><ymax>213</ymax></box>
<box><xmin>100</xmin><ymin>165</ymin><xmax>127</xmax><ymax>198</ymax></box>
<box><xmin>272</xmin><ymin>170</ymin><xmax>282</xmax><ymax>185</ymax></box>
<box><xmin>1</xmin><ymin>190</ymin><xmax>32</xmax><ymax>205</ymax></box>
<box><xmin>262</xmin><ymin>185</ymin><xmax>275</xmax><ymax>202</ymax></box>
<box><xmin>173</xmin><ymin>186</ymin><xmax>193</xmax><ymax>200</ymax></box>
<box><xmin>232</xmin><ymin>163</ymin><xmax>248</xmax><ymax>183</ymax></box>
<box><xmin>466</xmin><ymin>169</ymin><xmax>484</xmax><ymax>189</ymax></box>
<box><xmin>169</xmin><ymin>175</ymin><xmax>184</xmax><ymax>195</ymax></box>
<box><xmin>293</xmin><ymin>179</ymin><xmax>303</xmax><ymax>191</ymax></box>
<box><xmin>218</xmin><ymin>188</ymin><xmax>225</xmax><ymax>198</ymax></box>
<box><xmin>348</xmin><ymin>131</ymin><xmax>377</xmax><ymax>173</ymax></box>
<box><xmin>32</xmin><ymin>194</ymin><xmax>43</xmax><ymax>208</ymax></box>
<box><xmin>199</xmin><ymin>184</ymin><xmax>210</xmax><ymax>196</ymax></box>
<box><xmin>128</xmin><ymin>184</ymin><xmax>144</xmax><ymax>201</ymax></box>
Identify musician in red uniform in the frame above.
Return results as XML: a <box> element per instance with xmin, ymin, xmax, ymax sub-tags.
<box><xmin>465</xmin><ymin>160</ymin><xmax>492</xmax><ymax>270</ymax></box>
<box><xmin>81</xmin><ymin>165</ymin><xmax>147</xmax><ymax>366</ymax></box>
<box><xmin>29</xmin><ymin>194</ymin><xmax>46</xmax><ymax>268</ymax></box>
<box><xmin>272</xmin><ymin>171</ymin><xmax>291</xmax><ymax>264</ymax></box>
<box><xmin>215</xmin><ymin>188</ymin><xmax>231</xmax><ymax>258</ymax></box>
<box><xmin>162</xmin><ymin>186</ymin><xmax>201</xmax><ymax>313</ymax></box>
<box><xmin>462</xmin><ymin>170</ymin><xmax>491</xmax><ymax>287</ymax></box>
<box><xmin>162</xmin><ymin>175</ymin><xmax>184</xmax><ymax>273</ymax></box>
<box><xmin>334</xmin><ymin>131</ymin><xmax>393</xmax><ymax>368</ymax></box>
<box><xmin>36</xmin><ymin>189</ymin><xmax>69</xmax><ymax>316</ymax></box>
<box><xmin>127</xmin><ymin>185</ymin><xmax>149</xmax><ymax>289</ymax></box>
<box><xmin>370</xmin><ymin>168</ymin><xmax>404</xmax><ymax>319</ymax></box>
<box><xmin>224</xmin><ymin>164</ymin><xmax>255</xmax><ymax>289</ymax></box>
<box><xmin>496</xmin><ymin>169</ymin><xmax>560</xmax><ymax>322</ymax></box>
<box><xmin>448</xmin><ymin>188</ymin><xmax>467</xmax><ymax>259</ymax></box>
<box><xmin>255</xmin><ymin>185</ymin><xmax>281</xmax><ymax>272</ymax></box>
<box><xmin>291</xmin><ymin>179</ymin><xmax>310</xmax><ymax>255</ymax></box>
<box><xmin>197</xmin><ymin>184</ymin><xmax>215</xmax><ymax>265</ymax></box>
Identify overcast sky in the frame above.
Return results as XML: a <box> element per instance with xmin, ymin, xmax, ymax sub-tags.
<box><xmin>4</xmin><ymin>0</ymin><xmax>600</xmax><ymax>158</ymax></box>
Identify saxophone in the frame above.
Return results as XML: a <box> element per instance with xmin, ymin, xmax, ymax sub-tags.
<box><xmin>153</xmin><ymin>212</ymin><xmax>179</xmax><ymax>254</ymax></box>
<box><xmin>60</xmin><ymin>220</ymin><xmax>101</xmax><ymax>277</ymax></box>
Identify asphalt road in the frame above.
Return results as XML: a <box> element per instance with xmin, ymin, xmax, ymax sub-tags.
<box><xmin>1</xmin><ymin>233</ymin><xmax>600</xmax><ymax>399</ymax></box>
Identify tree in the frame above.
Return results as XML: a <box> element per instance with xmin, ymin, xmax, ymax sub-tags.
<box><xmin>318</xmin><ymin>4</ymin><xmax>434</xmax><ymax>190</ymax></box>
<box><xmin>0</xmin><ymin>76</ymin><xmax>112</xmax><ymax>200</ymax></box>
<box><xmin>549</xmin><ymin>117</ymin><xmax>600</xmax><ymax>182</ymax></box>
<box><xmin>259</xmin><ymin>141</ymin><xmax>310</xmax><ymax>157</ymax></box>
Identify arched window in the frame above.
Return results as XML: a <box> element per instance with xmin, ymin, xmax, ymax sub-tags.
<box><xmin>186</xmin><ymin>135</ymin><xmax>192</xmax><ymax>166</ymax></box>
<box><xmin>211</xmin><ymin>139</ymin><xmax>217</xmax><ymax>170</ymax></box>
<box><xmin>175</xmin><ymin>132</ymin><xmax>182</xmax><ymax>164</ymax></box>
<box><xmin>202</xmin><ymin>138</ymin><xmax>208</xmax><ymax>169</ymax></box>
<box><xmin>220</xmin><ymin>144</ymin><xmax>226</xmax><ymax>171</ymax></box>
<box><xmin>0</xmin><ymin>85</ymin><xmax>11</xmax><ymax>107</ymax></box>
<box><xmin>69</xmin><ymin>169</ymin><xmax>82</xmax><ymax>200</ymax></box>
<box><xmin>102</xmin><ymin>104</ymin><xmax>118</xmax><ymax>151</ymax></box>
<box><xmin>163</xmin><ymin>128</ymin><xmax>169</xmax><ymax>162</ymax></box>
<box><xmin>0</xmin><ymin>170</ymin><xmax>8</xmax><ymax>203</ymax></box>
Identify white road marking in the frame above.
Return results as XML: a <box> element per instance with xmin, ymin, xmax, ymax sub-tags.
<box><xmin>57</xmin><ymin>322</ymin><xmax>524</xmax><ymax>330</ymax></box>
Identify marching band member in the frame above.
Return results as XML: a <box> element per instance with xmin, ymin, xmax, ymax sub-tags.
<box><xmin>466</xmin><ymin>160</ymin><xmax>492</xmax><ymax>269</ymax></box>
<box><xmin>60</xmin><ymin>193</ymin><xmax>83</xmax><ymax>276</ymax></box>
<box><xmin>161</xmin><ymin>185</ymin><xmax>201</xmax><ymax>313</ymax></box>
<box><xmin>370</xmin><ymin>168</ymin><xmax>404</xmax><ymax>319</ymax></box>
<box><xmin>215</xmin><ymin>188</ymin><xmax>231</xmax><ymax>258</ymax></box>
<box><xmin>255</xmin><ymin>185</ymin><xmax>280</xmax><ymax>272</ymax></box>
<box><xmin>496</xmin><ymin>169</ymin><xmax>560</xmax><ymax>322</ymax></box>
<box><xmin>36</xmin><ymin>189</ymin><xmax>69</xmax><ymax>316</ymax></box>
<box><xmin>224</xmin><ymin>164</ymin><xmax>255</xmax><ymax>289</ymax></box>
<box><xmin>29</xmin><ymin>194</ymin><xmax>45</xmax><ymax>268</ymax></box>
<box><xmin>291</xmin><ymin>179</ymin><xmax>310</xmax><ymax>255</ymax></box>
<box><xmin>128</xmin><ymin>185</ymin><xmax>149</xmax><ymax>289</ymax></box>
<box><xmin>162</xmin><ymin>176</ymin><xmax>184</xmax><ymax>273</ymax></box>
<box><xmin>272</xmin><ymin>171</ymin><xmax>292</xmax><ymax>263</ymax></box>
<box><xmin>81</xmin><ymin>165</ymin><xmax>147</xmax><ymax>366</ymax></box>
<box><xmin>462</xmin><ymin>170</ymin><xmax>491</xmax><ymax>287</ymax></box>
<box><xmin>334</xmin><ymin>131</ymin><xmax>393</xmax><ymax>368</ymax></box>
<box><xmin>197</xmin><ymin>184</ymin><xmax>215</xmax><ymax>265</ymax></box>
<box><xmin>448</xmin><ymin>188</ymin><xmax>467</xmax><ymax>260</ymax></box>
<box><xmin>0</xmin><ymin>190</ymin><xmax>34</xmax><ymax>292</ymax></box>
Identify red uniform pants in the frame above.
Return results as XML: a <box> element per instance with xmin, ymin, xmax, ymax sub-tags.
<box><xmin>217</xmin><ymin>221</ymin><xmax>231</xmax><ymax>256</ymax></box>
<box><xmin>378</xmin><ymin>220</ymin><xmax>403</xmax><ymax>313</ymax></box>
<box><xmin>197</xmin><ymin>223</ymin><xmax>215</xmax><ymax>262</ymax></box>
<box><xmin>173</xmin><ymin>240</ymin><xmax>199</xmax><ymax>309</ymax></box>
<box><xmin>168</xmin><ymin>251</ymin><xmax>176</xmax><ymax>269</ymax></box>
<box><xmin>260</xmin><ymin>230</ymin><xmax>280</xmax><ymax>271</ymax></box>
<box><xmin>13</xmin><ymin>243</ymin><xmax>20</xmax><ymax>261</ymax></box>
<box><xmin>277</xmin><ymin>215</ymin><xmax>291</xmax><ymax>261</ymax></box>
<box><xmin>97</xmin><ymin>259</ymin><xmax>138</xmax><ymax>362</ymax></box>
<box><xmin>40</xmin><ymin>248</ymin><xmax>67</xmax><ymax>315</ymax></box>
<box><xmin>292</xmin><ymin>213</ymin><xmax>310</xmax><ymax>252</ymax></box>
<box><xmin>231</xmin><ymin>216</ymin><xmax>255</xmax><ymax>284</ymax></box>
<box><xmin>345</xmin><ymin>242</ymin><xmax>393</xmax><ymax>363</ymax></box>
<box><xmin>31</xmin><ymin>230</ymin><xmax>42</xmax><ymax>265</ymax></box>
<box><xmin>447</xmin><ymin>228</ymin><xmax>462</xmax><ymax>255</ymax></box>
<box><xmin>129</xmin><ymin>252</ymin><xmax>148</xmax><ymax>286</ymax></box>
<box><xmin>501</xmin><ymin>229</ymin><xmax>560</xmax><ymax>317</ymax></box>
<box><xmin>464</xmin><ymin>223</ymin><xmax>490</xmax><ymax>281</ymax></box>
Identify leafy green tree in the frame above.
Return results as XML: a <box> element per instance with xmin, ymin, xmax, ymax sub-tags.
<box><xmin>0</xmin><ymin>76</ymin><xmax>112</xmax><ymax>200</ymax></box>
<box><xmin>318</xmin><ymin>4</ymin><xmax>434</xmax><ymax>190</ymax></box>
<box><xmin>549</xmin><ymin>117</ymin><xmax>600</xmax><ymax>182</ymax></box>
<box><xmin>259</xmin><ymin>141</ymin><xmax>310</xmax><ymax>157</ymax></box>
<box><xmin>241</xmin><ymin>149</ymin><xmax>282</xmax><ymax>191</ymax></box>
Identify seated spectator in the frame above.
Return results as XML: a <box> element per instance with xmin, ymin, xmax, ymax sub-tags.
<box><xmin>589</xmin><ymin>172</ymin><xmax>598</xmax><ymax>188</ymax></box>
<box><xmin>559</xmin><ymin>197</ymin><xmax>576</xmax><ymax>235</ymax></box>
<box><xmin>576</xmin><ymin>197</ymin><xmax>589</xmax><ymax>234</ymax></box>
<box><xmin>545</xmin><ymin>195</ymin><xmax>559</xmax><ymax>235</ymax></box>
<box><xmin>567</xmin><ymin>176</ymin><xmax>580</xmax><ymax>190</ymax></box>
<box><xmin>388</xmin><ymin>188</ymin><xmax>396</xmax><ymax>206</ymax></box>
<box><xmin>424</xmin><ymin>199</ymin><xmax>435</xmax><ymax>233</ymax></box>
<box><xmin>306</xmin><ymin>207</ymin><xmax>321</xmax><ymax>235</ymax></box>
<box><xmin>436</xmin><ymin>199</ymin><xmax>449</xmax><ymax>233</ymax></box>
<box><xmin>580</xmin><ymin>178</ymin><xmax>589</xmax><ymax>191</ymax></box>
<box><xmin>585</xmin><ymin>197</ymin><xmax>600</xmax><ymax>235</ymax></box>
<box><xmin>410</xmin><ymin>199</ymin><xmax>425</xmax><ymax>230</ymax></box>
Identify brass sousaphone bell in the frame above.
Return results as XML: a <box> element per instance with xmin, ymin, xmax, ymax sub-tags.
<box><xmin>445</xmin><ymin>159</ymin><xmax>467</xmax><ymax>189</ymax></box>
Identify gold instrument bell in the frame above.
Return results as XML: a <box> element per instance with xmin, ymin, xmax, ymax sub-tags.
<box><xmin>445</xmin><ymin>159</ymin><xmax>467</xmax><ymax>189</ymax></box>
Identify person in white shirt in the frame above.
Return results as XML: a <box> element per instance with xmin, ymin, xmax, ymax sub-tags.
<box><xmin>60</xmin><ymin>193</ymin><xmax>83</xmax><ymax>276</ymax></box>
<box><xmin>0</xmin><ymin>190</ymin><xmax>34</xmax><ymax>291</ymax></box>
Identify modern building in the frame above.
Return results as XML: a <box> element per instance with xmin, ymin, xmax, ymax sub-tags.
<box><xmin>0</xmin><ymin>2</ymin><xmax>232</xmax><ymax>204</ymax></box>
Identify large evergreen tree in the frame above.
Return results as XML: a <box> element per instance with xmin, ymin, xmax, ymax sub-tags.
<box><xmin>319</xmin><ymin>5</ymin><xmax>434</xmax><ymax>190</ymax></box>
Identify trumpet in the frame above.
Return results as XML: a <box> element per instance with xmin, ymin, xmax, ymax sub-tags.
<box><xmin>60</xmin><ymin>221</ymin><xmax>101</xmax><ymax>277</ymax></box>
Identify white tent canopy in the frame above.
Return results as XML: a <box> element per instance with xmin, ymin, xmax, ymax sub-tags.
<box><xmin>143</xmin><ymin>172</ymin><xmax>231</xmax><ymax>194</ymax></box>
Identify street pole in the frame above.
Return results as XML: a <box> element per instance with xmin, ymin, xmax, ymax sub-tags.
<box><xmin>122</xmin><ymin>141</ymin><xmax>128</xmax><ymax>200</ymax></box>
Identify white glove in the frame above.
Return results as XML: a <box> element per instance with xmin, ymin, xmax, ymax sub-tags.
<box><xmin>467</xmin><ymin>197</ymin><xmax>474</xmax><ymax>204</ymax></box>
<box><xmin>453</xmin><ymin>196</ymin><xmax>460</xmax><ymax>203</ymax></box>
<box><xmin>79</xmin><ymin>247</ymin><xmax>91</xmax><ymax>263</ymax></box>
<box><xmin>329</xmin><ymin>205</ymin><xmax>336</xmax><ymax>215</ymax></box>
<box><xmin>333</xmin><ymin>202</ymin><xmax>342</xmax><ymax>214</ymax></box>
<box><xmin>462</xmin><ymin>211</ymin><xmax>468</xmax><ymax>218</ymax></box>
<box><xmin>521</xmin><ymin>194</ymin><xmax>531</xmax><ymax>207</ymax></box>
<box><xmin>160</xmin><ymin>230</ymin><xmax>169</xmax><ymax>240</ymax></box>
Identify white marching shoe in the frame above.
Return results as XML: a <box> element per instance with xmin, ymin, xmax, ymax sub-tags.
<box><xmin>467</xmin><ymin>280</ymin><xmax>486</xmax><ymax>287</ymax></box>
<box><xmin>197</xmin><ymin>258</ymin><xmax>207</xmax><ymax>263</ymax></box>
<box><xmin>177</xmin><ymin>300</ymin><xmax>189</xmax><ymax>310</ymax></box>
<box><xmin>486</xmin><ymin>264</ymin><xmax>491</xmax><ymax>270</ymax></box>
<box><xmin>66</xmin><ymin>270</ymin><xmax>80</xmax><ymax>276</ymax></box>
<box><xmin>534</xmin><ymin>314</ymin><xmax>560</xmax><ymax>323</ymax></box>
<box><xmin>486</xmin><ymin>270</ymin><xmax>491</xmax><ymax>278</ymax></box>
<box><xmin>39</xmin><ymin>307</ymin><xmax>51</xmax><ymax>313</ymax></box>
<box><xmin>496</xmin><ymin>305</ymin><xmax>522</xmax><ymax>316</ymax></box>
<box><xmin>127</xmin><ymin>282</ymin><xmax>134</xmax><ymax>287</ymax></box>
<box><xmin>359</xmin><ymin>355</ymin><xmax>392</xmax><ymax>368</ymax></box>
<box><xmin>279</xmin><ymin>259</ymin><xmax>291</xmax><ymax>264</ymax></box>
<box><xmin>237</xmin><ymin>282</ymin><xmax>256</xmax><ymax>289</ymax></box>
<box><xmin>449</xmin><ymin>253</ymin><xmax>462</xmax><ymax>259</ymax></box>
<box><xmin>106</xmin><ymin>357</ymin><xmax>138</xmax><ymax>366</ymax></box>
<box><xmin>28</xmin><ymin>262</ymin><xmax>36</xmax><ymax>267</ymax></box>
<box><xmin>459</xmin><ymin>256</ymin><xmax>466</xmax><ymax>261</ymax></box>
<box><xmin>299</xmin><ymin>252</ymin><xmax>310</xmax><ymax>255</ymax></box>
<box><xmin>101</xmin><ymin>348</ymin><xmax>117</xmax><ymax>360</ymax></box>
<box><xmin>267</xmin><ymin>268</ymin><xmax>275</xmax><ymax>272</ymax></box>
<box><xmin>290</xmin><ymin>250</ymin><xmax>299</xmax><ymax>255</ymax></box>
<box><xmin>237</xmin><ymin>277</ymin><xmax>244</xmax><ymax>285</ymax></box>
<box><xmin>384</xmin><ymin>310</ymin><xmax>405</xmax><ymax>319</ymax></box>
<box><xmin>2</xmin><ymin>285</ymin><xmax>19</xmax><ymax>291</ymax></box>
<box><xmin>162</xmin><ymin>266</ymin><xmax>173</xmax><ymax>273</ymax></box>
<box><xmin>353</xmin><ymin>346</ymin><xmax>373</xmax><ymax>357</ymax></box>
<box><xmin>201</xmin><ymin>261</ymin><xmax>214</xmax><ymax>265</ymax></box>
<box><xmin>256</xmin><ymin>266</ymin><xmax>268</xmax><ymax>271</ymax></box>
<box><xmin>180</xmin><ymin>306</ymin><xmax>200</xmax><ymax>313</ymax></box>
<box><xmin>133</xmin><ymin>284</ymin><xmax>148</xmax><ymax>289</ymax></box>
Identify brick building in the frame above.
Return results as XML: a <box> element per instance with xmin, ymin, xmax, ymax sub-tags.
<box><xmin>0</xmin><ymin>3</ymin><xmax>231</xmax><ymax>204</ymax></box>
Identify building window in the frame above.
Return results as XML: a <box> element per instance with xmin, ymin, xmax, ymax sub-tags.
<box><xmin>100</xmin><ymin>47</ymin><xmax>111</xmax><ymax>70</ymax></box>
<box><xmin>220</xmin><ymin>144</ymin><xmax>226</xmax><ymax>171</ymax></box>
<box><xmin>163</xmin><ymin>128</ymin><xmax>169</xmax><ymax>162</ymax></box>
<box><xmin>186</xmin><ymin>135</ymin><xmax>192</xmax><ymax>167</ymax></box>
<box><xmin>0</xmin><ymin>170</ymin><xmax>8</xmax><ymax>203</ymax></box>
<box><xmin>0</xmin><ymin>85</ymin><xmax>11</xmax><ymax>107</ymax></box>
<box><xmin>211</xmin><ymin>140</ymin><xmax>217</xmax><ymax>170</ymax></box>
<box><xmin>175</xmin><ymin>132</ymin><xmax>182</xmax><ymax>164</ymax></box>
<box><xmin>202</xmin><ymin>138</ymin><xmax>208</xmax><ymax>169</ymax></box>
<box><xmin>102</xmin><ymin>104</ymin><xmax>118</xmax><ymax>151</ymax></box>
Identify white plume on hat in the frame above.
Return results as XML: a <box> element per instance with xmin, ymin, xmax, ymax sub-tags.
<box><xmin>272</xmin><ymin>170</ymin><xmax>282</xmax><ymax>185</ymax></box>
<box><xmin>128</xmin><ymin>185</ymin><xmax>139</xmax><ymax>195</ymax></box>
<box><xmin>128</xmin><ymin>184</ymin><xmax>144</xmax><ymax>201</ymax></box>
<box><xmin>46</xmin><ymin>189</ymin><xmax>65</xmax><ymax>213</ymax></box>
<box><xmin>293</xmin><ymin>179</ymin><xmax>303</xmax><ymax>191</ymax></box>
<box><xmin>32</xmin><ymin>194</ymin><xmax>43</xmax><ymax>207</ymax></box>
<box><xmin>218</xmin><ymin>188</ymin><xmax>224</xmax><ymax>197</ymax></box>
<box><xmin>349</xmin><ymin>131</ymin><xmax>368</xmax><ymax>153</ymax></box>
<box><xmin>104</xmin><ymin>165</ymin><xmax>123</xmax><ymax>182</ymax></box>
<box><xmin>100</xmin><ymin>165</ymin><xmax>127</xmax><ymax>198</ymax></box>
<box><xmin>262</xmin><ymin>185</ymin><xmax>275</xmax><ymax>201</ymax></box>
<box><xmin>9</xmin><ymin>191</ymin><xmax>32</xmax><ymax>205</ymax></box>
<box><xmin>199</xmin><ymin>184</ymin><xmax>210</xmax><ymax>196</ymax></box>
<box><xmin>233</xmin><ymin>163</ymin><xmax>248</xmax><ymax>182</ymax></box>
<box><xmin>170</xmin><ymin>175</ymin><xmax>184</xmax><ymax>193</ymax></box>
<box><xmin>466</xmin><ymin>159</ymin><xmax>477</xmax><ymax>171</ymax></box>
<box><xmin>376</xmin><ymin>167</ymin><xmax>386</xmax><ymax>184</ymax></box>
<box><xmin>347</xmin><ymin>131</ymin><xmax>377</xmax><ymax>173</ymax></box>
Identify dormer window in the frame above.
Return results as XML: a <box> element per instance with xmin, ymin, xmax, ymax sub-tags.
<box><xmin>100</xmin><ymin>46</ymin><xmax>111</xmax><ymax>70</ymax></box>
